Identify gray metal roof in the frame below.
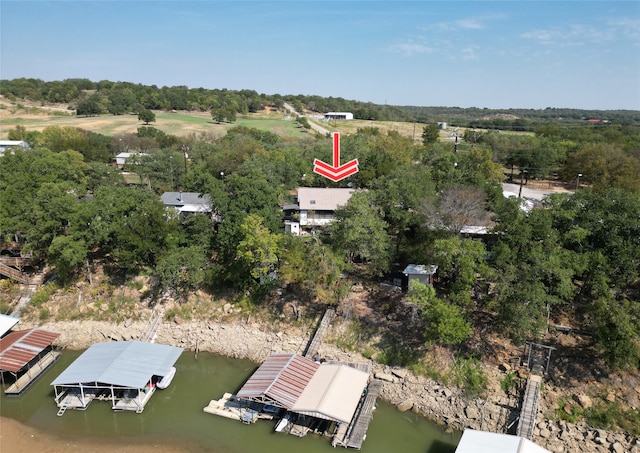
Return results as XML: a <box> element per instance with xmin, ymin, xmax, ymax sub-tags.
<box><xmin>161</xmin><ymin>192</ymin><xmax>211</xmax><ymax>208</ymax></box>
<box><xmin>402</xmin><ymin>264</ymin><xmax>438</xmax><ymax>276</ymax></box>
<box><xmin>51</xmin><ymin>341</ymin><xmax>183</xmax><ymax>388</ymax></box>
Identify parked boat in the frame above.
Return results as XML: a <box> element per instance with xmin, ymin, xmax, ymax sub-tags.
<box><xmin>157</xmin><ymin>367</ymin><xmax>176</xmax><ymax>389</ymax></box>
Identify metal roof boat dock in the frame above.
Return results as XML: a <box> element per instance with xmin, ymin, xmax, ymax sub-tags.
<box><xmin>205</xmin><ymin>352</ymin><xmax>380</xmax><ymax>449</ymax></box>
<box><xmin>0</xmin><ymin>327</ymin><xmax>61</xmax><ymax>395</ymax></box>
<box><xmin>51</xmin><ymin>340</ymin><xmax>182</xmax><ymax>415</ymax></box>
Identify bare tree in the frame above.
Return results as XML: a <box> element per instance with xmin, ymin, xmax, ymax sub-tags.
<box><xmin>422</xmin><ymin>186</ymin><xmax>490</xmax><ymax>234</ymax></box>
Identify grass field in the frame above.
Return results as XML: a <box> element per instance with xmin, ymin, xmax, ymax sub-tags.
<box><xmin>0</xmin><ymin>97</ymin><xmax>455</xmax><ymax>143</ymax></box>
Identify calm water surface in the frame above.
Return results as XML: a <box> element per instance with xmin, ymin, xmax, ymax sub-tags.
<box><xmin>1</xmin><ymin>351</ymin><xmax>460</xmax><ymax>452</ymax></box>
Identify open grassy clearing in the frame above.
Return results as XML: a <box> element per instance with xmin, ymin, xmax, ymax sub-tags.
<box><xmin>0</xmin><ymin>100</ymin><xmax>313</xmax><ymax>140</ymax></box>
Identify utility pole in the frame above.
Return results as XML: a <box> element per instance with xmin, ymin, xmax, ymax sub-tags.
<box><xmin>518</xmin><ymin>170</ymin><xmax>528</xmax><ymax>198</ymax></box>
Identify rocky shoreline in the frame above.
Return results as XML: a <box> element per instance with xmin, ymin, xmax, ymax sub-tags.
<box><xmin>30</xmin><ymin>318</ymin><xmax>639</xmax><ymax>453</ymax></box>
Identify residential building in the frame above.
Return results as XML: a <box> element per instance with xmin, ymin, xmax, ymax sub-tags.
<box><xmin>161</xmin><ymin>192</ymin><xmax>213</xmax><ymax>218</ymax></box>
<box><xmin>0</xmin><ymin>140</ymin><xmax>30</xmax><ymax>157</ymax></box>
<box><xmin>283</xmin><ymin>187</ymin><xmax>356</xmax><ymax>234</ymax></box>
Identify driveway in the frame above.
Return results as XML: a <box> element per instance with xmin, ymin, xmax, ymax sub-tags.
<box><xmin>502</xmin><ymin>182</ymin><xmax>572</xmax><ymax>201</ymax></box>
<box><xmin>283</xmin><ymin>103</ymin><xmax>331</xmax><ymax>136</ymax></box>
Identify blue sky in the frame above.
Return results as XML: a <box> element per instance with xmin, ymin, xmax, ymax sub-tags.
<box><xmin>1</xmin><ymin>1</ymin><xmax>639</xmax><ymax>110</ymax></box>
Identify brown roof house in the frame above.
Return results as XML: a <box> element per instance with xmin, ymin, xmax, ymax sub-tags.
<box><xmin>283</xmin><ymin>187</ymin><xmax>355</xmax><ymax>235</ymax></box>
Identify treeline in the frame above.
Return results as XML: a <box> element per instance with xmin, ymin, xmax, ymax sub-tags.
<box><xmin>3</xmin><ymin>78</ymin><xmax>639</xmax><ymax>126</ymax></box>
<box><xmin>1</xmin><ymin>118</ymin><xmax>639</xmax><ymax>374</ymax></box>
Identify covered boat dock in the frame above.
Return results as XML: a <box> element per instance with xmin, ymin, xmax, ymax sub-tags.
<box><xmin>51</xmin><ymin>340</ymin><xmax>182</xmax><ymax>415</ymax></box>
<box><xmin>0</xmin><ymin>327</ymin><xmax>61</xmax><ymax>395</ymax></box>
<box><xmin>229</xmin><ymin>353</ymin><xmax>376</xmax><ymax>448</ymax></box>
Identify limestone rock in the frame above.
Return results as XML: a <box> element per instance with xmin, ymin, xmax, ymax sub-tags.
<box><xmin>375</xmin><ymin>372</ymin><xmax>395</xmax><ymax>383</ymax></box>
<box><xmin>574</xmin><ymin>394</ymin><xmax>593</xmax><ymax>409</ymax></box>
<box><xmin>612</xmin><ymin>442</ymin><xmax>625</xmax><ymax>453</ymax></box>
<box><xmin>397</xmin><ymin>400</ymin><xmax>413</xmax><ymax>412</ymax></box>
<box><xmin>465</xmin><ymin>406</ymin><xmax>479</xmax><ymax>420</ymax></box>
<box><xmin>392</xmin><ymin>368</ymin><xmax>408</xmax><ymax>379</ymax></box>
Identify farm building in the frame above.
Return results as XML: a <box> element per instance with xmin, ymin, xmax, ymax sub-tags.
<box><xmin>324</xmin><ymin>112</ymin><xmax>353</xmax><ymax>120</ymax></box>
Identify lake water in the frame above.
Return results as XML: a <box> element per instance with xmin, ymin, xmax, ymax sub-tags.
<box><xmin>1</xmin><ymin>351</ymin><xmax>461</xmax><ymax>452</ymax></box>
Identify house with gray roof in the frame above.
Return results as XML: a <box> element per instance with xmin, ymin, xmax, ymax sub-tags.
<box><xmin>161</xmin><ymin>191</ymin><xmax>214</xmax><ymax>218</ymax></box>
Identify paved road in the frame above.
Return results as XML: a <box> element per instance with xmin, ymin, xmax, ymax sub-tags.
<box><xmin>502</xmin><ymin>182</ymin><xmax>569</xmax><ymax>201</ymax></box>
<box><xmin>283</xmin><ymin>103</ymin><xmax>331</xmax><ymax>136</ymax></box>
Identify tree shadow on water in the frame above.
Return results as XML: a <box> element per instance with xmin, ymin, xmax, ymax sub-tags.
<box><xmin>426</xmin><ymin>439</ymin><xmax>457</xmax><ymax>453</ymax></box>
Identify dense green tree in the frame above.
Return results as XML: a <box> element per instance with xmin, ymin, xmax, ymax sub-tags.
<box><xmin>75</xmin><ymin>186</ymin><xmax>172</xmax><ymax>269</ymax></box>
<box><xmin>370</xmin><ymin>165</ymin><xmax>433</xmax><ymax>253</ymax></box>
<box><xmin>408</xmin><ymin>281</ymin><xmax>472</xmax><ymax>346</ymax></box>
<box><xmin>278</xmin><ymin>235</ymin><xmax>344</xmax><ymax>304</ymax></box>
<box><xmin>422</xmin><ymin>124</ymin><xmax>440</xmax><ymax>145</ymax></box>
<box><xmin>138</xmin><ymin>109</ymin><xmax>156</xmax><ymax>124</ymax></box>
<box><xmin>330</xmin><ymin>191</ymin><xmax>391</xmax><ymax>276</ymax></box>
<box><xmin>0</xmin><ymin>148</ymin><xmax>87</xmax><ymax>253</ymax></box>
<box><xmin>76</xmin><ymin>93</ymin><xmax>102</xmax><ymax>116</ymax></box>
<box><xmin>432</xmin><ymin>236</ymin><xmax>491</xmax><ymax>307</ymax></box>
<box><xmin>47</xmin><ymin>235</ymin><xmax>89</xmax><ymax>284</ymax></box>
<box><xmin>155</xmin><ymin>246</ymin><xmax>208</xmax><ymax>301</ymax></box>
<box><xmin>236</xmin><ymin>214</ymin><xmax>281</xmax><ymax>283</ymax></box>
<box><xmin>559</xmin><ymin>143</ymin><xmax>640</xmax><ymax>192</ymax></box>
<box><xmin>6</xmin><ymin>125</ymin><xmax>40</xmax><ymax>145</ymax></box>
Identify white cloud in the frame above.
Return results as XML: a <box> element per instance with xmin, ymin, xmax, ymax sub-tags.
<box><xmin>386</xmin><ymin>41</ymin><xmax>434</xmax><ymax>56</ymax></box>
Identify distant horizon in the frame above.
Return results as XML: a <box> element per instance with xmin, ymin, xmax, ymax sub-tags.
<box><xmin>4</xmin><ymin>75</ymin><xmax>639</xmax><ymax>113</ymax></box>
<box><xmin>2</xmin><ymin>1</ymin><xmax>638</xmax><ymax>111</ymax></box>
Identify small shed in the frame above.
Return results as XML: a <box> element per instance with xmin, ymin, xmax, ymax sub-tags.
<box><xmin>455</xmin><ymin>429</ymin><xmax>551</xmax><ymax>453</ymax></box>
<box><xmin>403</xmin><ymin>264</ymin><xmax>438</xmax><ymax>287</ymax></box>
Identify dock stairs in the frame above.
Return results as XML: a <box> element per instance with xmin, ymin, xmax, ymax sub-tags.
<box><xmin>57</xmin><ymin>405</ymin><xmax>68</xmax><ymax>416</ymax></box>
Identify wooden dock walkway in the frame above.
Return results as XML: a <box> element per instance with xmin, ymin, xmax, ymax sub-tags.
<box><xmin>5</xmin><ymin>350</ymin><xmax>61</xmax><ymax>396</ymax></box>
<box><xmin>332</xmin><ymin>379</ymin><xmax>383</xmax><ymax>449</ymax></box>
<box><xmin>516</xmin><ymin>374</ymin><xmax>542</xmax><ymax>439</ymax></box>
<box><xmin>303</xmin><ymin>307</ymin><xmax>335</xmax><ymax>358</ymax></box>
<box><xmin>139</xmin><ymin>307</ymin><xmax>163</xmax><ymax>343</ymax></box>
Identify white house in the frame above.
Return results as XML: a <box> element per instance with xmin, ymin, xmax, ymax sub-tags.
<box><xmin>114</xmin><ymin>152</ymin><xmax>148</xmax><ymax>168</ymax></box>
<box><xmin>283</xmin><ymin>187</ymin><xmax>356</xmax><ymax>234</ymax></box>
<box><xmin>0</xmin><ymin>140</ymin><xmax>30</xmax><ymax>157</ymax></box>
<box><xmin>324</xmin><ymin>112</ymin><xmax>354</xmax><ymax>120</ymax></box>
<box><xmin>160</xmin><ymin>192</ymin><xmax>213</xmax><ymax>218</ymax></box>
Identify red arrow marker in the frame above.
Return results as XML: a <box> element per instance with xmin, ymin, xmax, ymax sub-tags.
<box><xmin>313</xmin><ymin>132</ymin><xmax>359</xmax><ymax>182</ymax></box>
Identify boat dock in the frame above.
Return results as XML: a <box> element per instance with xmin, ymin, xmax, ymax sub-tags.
<box><xmin>332</xmin><ymin>379</ymin><xmax>382</xmax><ymax>449</ymax></box>
<box><xmin>4</xmin><ymin>350</ymin><xmax>60</xmax><ymax>396</ymax></box>
<box><xmin>113</xmin><ymin>386</ymin><xmax>155</xmax><ymax>413</ymax></box>
<box><xmin>516</xmin><ymin>374</ymin><xmax>542</xmax><ymax>439</ymax></box>
<box><xmin>203</xmin><ymin>393</ymin><xmax>274</xmax><ymax>424</ymax></box>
